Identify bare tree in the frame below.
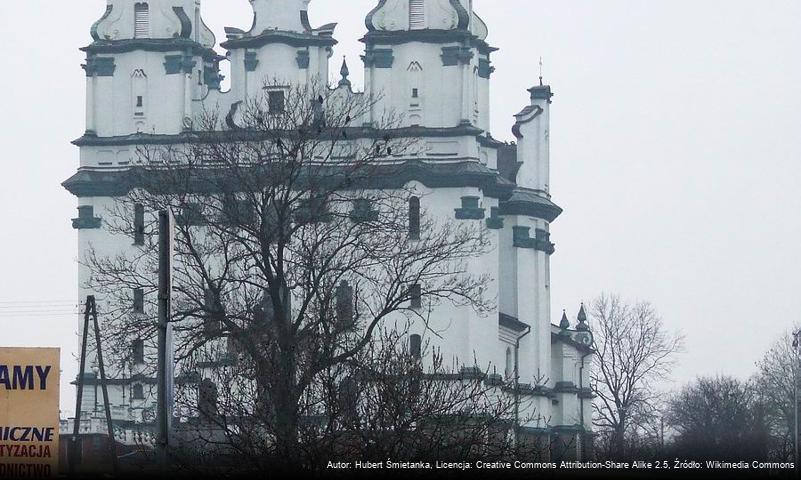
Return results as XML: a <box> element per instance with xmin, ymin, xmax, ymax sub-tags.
<box><xmin>84</xmin><ymin>80</ymin><xmax>495</xmax><ymax>470</ymax></box>
<box><xmin>589</xmin><ymin>294</ymin><xmax>683</xmax><ymax>459</ymax></box>
<box><xmin>754</xmin><ymin>330</ymin><xmax>799</xmax><ymax>461</ymax></box>
<box><xmin>168</xmin><ymin>326</ymin><xmax>537</xmax><ymax>474</ymax></box>
<box><xmin>666</xmin><ymin>376</ymin><xmax>770</xmax><ymax>461</ymax></box>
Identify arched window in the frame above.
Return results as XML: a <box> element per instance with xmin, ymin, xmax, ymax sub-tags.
<box><xmin>134</xmin><ymin>3</ymin><xmax>150</xmax><ymax>39</ymax></box>
<box><xmin>409</xmin><ymin>196</ymin><xmax>420</xmax><ymax>240</ymax></box>
<box><xmin>505</xmin><ymin>347</ymin><xmax>513</xmax><ymax>380</ymax></box>
<box><xmin>409</xmin><ymin>0</ymin><xmax>425</xmax><ymax>29</ymax></box>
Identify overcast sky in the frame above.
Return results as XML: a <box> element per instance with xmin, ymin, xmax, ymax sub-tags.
<box><xmin>0</xmin><ymin>0</ymin><xmax>799</xmax><ymax>414</ymax></box>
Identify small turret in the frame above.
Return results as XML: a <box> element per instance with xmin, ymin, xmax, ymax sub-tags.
<box><xmin>576</xmin><ymin>303</ymin><xmax>589</xmax><ymax>332</ymax></box>
<box><xmin>338</xmin><ymin>57</ymin><xmax>351</xmax><ymax>88</ymax></box>
<box><xmin>512</xmin><ymin>79</ymin><xmax>553</xmax><ymax>192</ymax></box>
<box><xmin>559</xmin><ymin>310</ymin><xmax>570</xmax><ymax>330</ymax></box>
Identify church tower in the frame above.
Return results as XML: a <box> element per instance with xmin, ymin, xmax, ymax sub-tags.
<box><xmin>361</xmin><ymin>0</ymin><xmax>493</xmax><ymax>131</ymax></box>
<box><xmin>221</xmin><ymin>0</ymin><xmax>336</xmax><ymax>99</ymax></box>
<box><xmin>82</xmin><ymin>0</ymin><xmax>219</xmax><ymax>141</ymax></box>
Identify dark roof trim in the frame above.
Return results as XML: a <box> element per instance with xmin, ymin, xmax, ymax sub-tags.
<box><xmin>82</xmin><ymin>38</ymin><xmax>219</xmax><ymax>61</ymax></box>
<box><xmin>63</xmin><ymin>160</ymin><xmax>518</xmax><ymax>199</ymax></box>
<box><xmin>551</xmin><ymin>332</ymin><xmax>593</xmax><ymax>354</ymax></box>
<box><xmin>221</xmin><ymin>30</ymin><xmax>337</xmax><ymax>50</ymax></box>
<box><xmin>360</xmin><ymin>29</ymin><xmax>497</xmax><ymax>54</ymax></box>
<box><xmin>512</xmin><ymin>105</ymin><xmax>543</xmax><ymax>139</ymax></box>
<box><xmin>499</xmin><ymin>313</ymin><xmax>530</xmax><ymax>333</ymax></box>
<box><xmin>499</xmin><ymin>188</ymin><xmax>562</xmax><ymax>223</ymax></box>
<box><xmin>73</xmin><ymin>124</ymin><xmax>485</xmax><ymax>147</ymax></box>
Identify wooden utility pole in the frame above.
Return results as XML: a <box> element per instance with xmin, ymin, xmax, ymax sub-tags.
<box><xmin>156</xmin><ymin>210</ymin><xmax>172</xmax><ymax>468</ymax></box>
<box><xmin>71</xmin><ymin>296</ymin><xmax>118</xmax><ymax>475</ymax></box>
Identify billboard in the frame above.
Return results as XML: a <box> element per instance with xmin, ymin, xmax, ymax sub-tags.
<box><xmin>0</xmin><ymin>348</ymin><xmax>60</xmax><ymax>478</ymax></box>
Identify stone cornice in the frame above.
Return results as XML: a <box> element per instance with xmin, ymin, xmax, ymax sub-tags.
<box><xmin>82</xmin><ymin>38</ymin><xmax>220</xmax><ymax>61</ymax></box>
<box><xmin>73</xmin><ymin>124</ymin><xmax>486</xmax><ymax>147</ymax></box>
<box><xmin>62</xmin><ymin>160</ymin><xmax>516</xmax><ymax>199</ymax></box>
<box><xmin>221</xmin><ymin>30</ymin><xmax>337</xmax><ymax>50</ymax></box>
<box><xmin>360</xmin><ymin>29</ymin><xmax>497</xmax><ymax>55</ymax></box>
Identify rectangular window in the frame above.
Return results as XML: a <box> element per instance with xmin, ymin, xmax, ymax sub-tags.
<box><xmin>204</xmin><ymin>289</ymin><xmax>223</xmax><ymax>338</ymax></box>
<box><xmin>133</xmin><ymin>288</ymin><xmax>144</xmax><ymax>313</ymax></box>
<box><xmin>409</xmin><ymin>0</ymin><xmax>425</xmax><ymax>29</ymax></box>
<box><xmin>134</xmin><ymin>204</ymin><xmax>145</xmax><ymax>245</ymax></box>
<box><xmin>132</xmin><ymin>384</ymin><xmax>145</xmax><ymax>400</ymax></box>
<box><xmin>412</xmin><ymin>88</ymin><xmax>419</xmax><ymax>98</ymax></box>
<box><xmin>410</xmin><ymin>283</ymin><xmax>422</xmax><ymax>309</ymax></box>
<box><xmin>268</xmin><ymin>90</ymin><xmax>286</xmax><ymax>114</ymax></box>
<box><xmin>132</xmin><ymin>339</ymin><xmax>145</xmax><ymax>364</ymax></box>
<box><xmin>336</xmin><ymin>281</ymin><xmax>354</xmax><ymax>328</ymax></box>
<box><xmin>134</xmin><ymin>3</ymin><xmax>150</xmax><ymax>39</ymax></box>
<box><xmin>410</xmin><ymin>334</ymin><xmax>422</xmax><ymax>358</ymax></box>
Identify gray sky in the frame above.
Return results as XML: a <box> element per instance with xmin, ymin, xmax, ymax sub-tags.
<box><xmin>0</xmin><ymin>0</ymin><xmax>799</xmax><ymax>414</ymax></box>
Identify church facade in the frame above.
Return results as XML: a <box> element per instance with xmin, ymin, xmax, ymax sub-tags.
<box><xmin>63</xmin><ymin>0</ymin><xmax>594</xmax><ymax>460</ymax></box>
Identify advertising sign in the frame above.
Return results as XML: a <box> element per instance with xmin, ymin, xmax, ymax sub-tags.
<box><xmin>0</xmin><ymin>348</ymin><xmax>60</xmax><ymax>478</ymax></box>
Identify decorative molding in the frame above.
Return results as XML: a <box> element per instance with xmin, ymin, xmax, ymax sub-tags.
<box><xmin>441</xmin><ymin>46</ymin><xmax>473</xmax><ymax>66</ymax></box>
<box><xmin>82</xmin><ymin>39</ymin><xmax>219</xmax><ymax>61</ymax></box>
<box><xmin>485</xmin><ymin>207</ymin><xmax>504</xmax><ymax>229</ymax></box>
<box><xmin>499</xmin><ymin>313</ymin><xmax>529</xmax><ymax>333</ymax></box>
<box><xmin>478</xmin><ymin>58</ymin><xmax>495</xmax><ymax>78</ymax></box>
<box><xmin>221</xmin><ymin>30</ymin><xmax>337</xmax><ymax>50</ymax></box>
<box><xmin>172</xmin><ymin>7</ymin><xmax>193</xmax><ymax>39</ymax></box>
<box><xmin>83</xmin><ymin>56</ymin><xmax>116</xmax><ymax>77</ymax></box>
<box><xmin>361</xmin><ymin>29</ymin><xmax>497</xmax><ymax>55</ymax></box>
<box><xmin>296</xmin><ymin>50</ymin><xmax>310</xmax><ymax>69</ymax></box>
<box><xmin>244</xmin><ymin>51</ymin><xmax>259</xmax><ymax>72</ymax></box>
<box><xmin>90</xmin><ymin>5</ymin><xmax>114</xmax><ymax>42</ymax></box>
<box><xmin>164</xmin><ymin>54</ymin><xmax>196</xmax><ymax>75</ymax></box>
<box><xmin>362</xmin><ymin>48</ymin><xmax>394</xmax><ymax>68</ymax></box>
<box><xmin>511</xmin><ymin>105</ymin><xmax>544</xmax><ymax>139</ymax></box>
<box><xmin>499</xmin><ymin>189</ymin><xmax>562</xmax><ymax>223</ymax></box>
<box><xmin>72</xmin><ymin>206</ymin><xmax>101</xmax><ymax>230</ymax></box>
<box><xmin>455</xmin><ymin>196</ymin><xmax>485</xmax><ymax>220</ymax></box>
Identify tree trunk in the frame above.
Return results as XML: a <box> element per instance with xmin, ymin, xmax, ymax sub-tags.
<box><xmin>613</xmin><ymin>420</ymin><xmax>626</xmax><ymax>459</ymax></box>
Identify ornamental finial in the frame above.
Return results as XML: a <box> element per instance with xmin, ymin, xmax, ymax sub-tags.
<box><xmin>338</xmin><ymin>57</ymin><xmax>351</xmax><ymax>87</ymax></box>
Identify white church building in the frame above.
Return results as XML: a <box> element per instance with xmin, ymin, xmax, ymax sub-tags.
<box><xmin>63</xmin><ymin>0</ymin><xmax>595</xmax><ymax>460</ymax></box>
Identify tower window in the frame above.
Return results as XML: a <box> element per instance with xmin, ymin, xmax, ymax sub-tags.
<box><xmin>410</xmin><ymin>334</ymin><xmax>422</xmax><ymax>359</ymax></box>
<box><xmin>410</xmin><ymin>283</ymin><xmax>422</xmax><ymax>309</ymax></box>
<box><xmin>134</xmin><ymin>204</ymin><xmax>145</xmax><ymax>245</ymax></box>
<box><xmin>136</xmin><ymin>96</ymin><xmax>143</xmax><ymax>108</ymax></box>
<box><xmin>336</xmin><ymin>281</ymin><xmax>354</xmax><ymax>328</ymax></box>
<box><xmin>408</xmin><ymin>196</ymin><xmax>420</xmax><ymax>240</ymax></box>
<box><xmin>133</xmin><ymin>288</ymin><xmax>144</xmax><ymax>314</ymax></box>
<box><xmin>204</xmin><ymin>289</ymin><xmax>224</xmax><ymax>338</ymax></box>
<box><xmin>198</xmin><ymin>379</ymin><xmax>219</xmax><ymax>421</ymax></box>
<box><xmin>134</xmin><ymin>3</ymin><xmax>150</xmax><ymax>39</ymax></box>
<box><xmin>409</xmin><ymin>0</ymin><xmax>425</xmax><ymax>29</ymax></box>
<box><xmin>132</xmin><ymin>384</ymin><xmax>145</xmax><ymax>400</ymax></box>
<box><xmin>268</xmin><ymin>90</ymin><xmax>286</xmax><ymax>114</ymax></box>
<box><xmin>132</xmin><ymin>338</ymin><xmax>145</xmax><ymax>364</ymax></box>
